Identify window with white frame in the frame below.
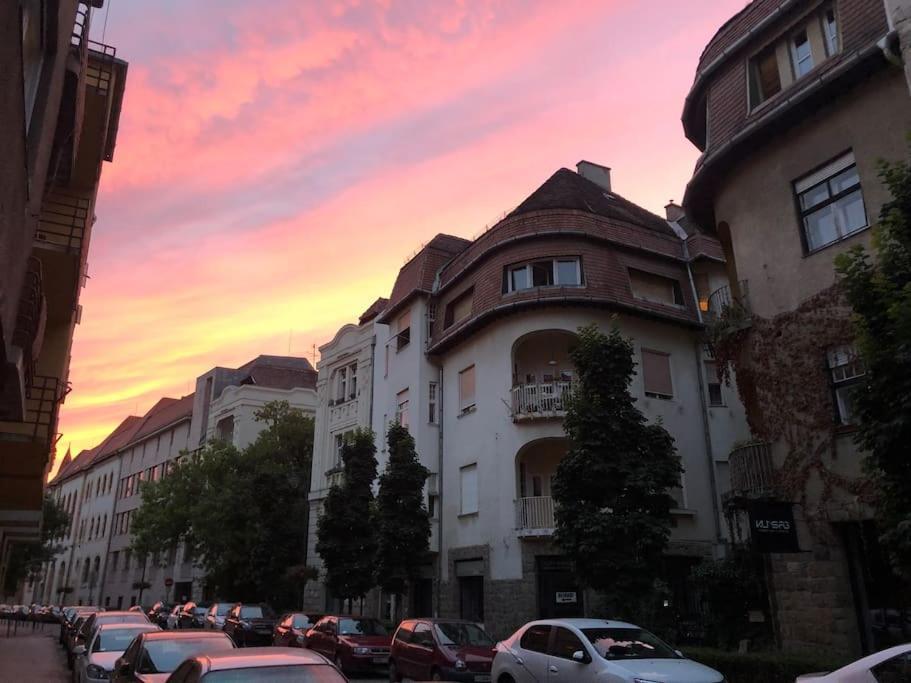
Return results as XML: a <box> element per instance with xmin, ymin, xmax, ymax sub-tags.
<box><xmin>396</xmin><ymin>308</ymin><xmax>411</xmax><ymax>351</ymax></box>
<box><xmin>790</xmin><ymin>28</ymin><xmax>813</xmax><ymax>78</ymax></box>
<box><xmin>348</xmin><ymin>363</ymin><xmax>358</xmax><ymax>400</ymax></box>
<box><xmin>428</xmin><ymin>382</ymin><xmax>438</xmax><ymax>424</ymax></box>
<box><xmin>796</xmin><ymin>152</ymin><xmax>867</xmax><ymax>252</ymax></box>
<box><xmin>396</xmin><ymin>389</ymin><xmax>410</xmax><ymax>428</ymax></box>
<box><xmin>705</xmin><ymin>361</ymin><xmax>724</xmax><ymax>406</ymax></box>
<box><xmin>460</xmin><ymin>464</ymin><xmax>479</xmax><ymax>515</ymax></box>
<box><xmin>629</xmin><ymin>269</ymin><xmax>684</xmax><ymax>307</ymax></box>
<box><xmin>670</xmin><ymin>462</ymin><xmax>686</xmax><ymax>509</ymax></box>
<box><xmin>828</xmin><ymin>345</ymin><xmax>865</xmax><ymax>425</ymax></box>
<box><xmin>823</xmin><ymin>8</ymin><xmax>838</xmax><ymax>56</ymax></box>
<box><xmin>336</xmin><ymin>366</ymin><xmax>347</xmax><ymax>401</ymax></box>
<box><xmin>503</xmin><ymin>258</ymin><xmax>582</xmax><ymax>293</ymax></box>
<box><xmin>459</xmin><ymin>366</ymin><xmax>476</xmax><ymax>414</ymax></box>
<box><xmin>642</xmin><ymin>349</ymin><xmax>673</xmax><ymax>399</ymax></box>
<box><xmin>333</xmin><ymin>432</ymin><xmax>353</xmax><ymax>467</ymax></box>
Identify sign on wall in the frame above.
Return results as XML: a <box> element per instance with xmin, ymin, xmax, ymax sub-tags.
<box><xmin>555</xmin><ymin>591</ymin><xmax>577</xmax><ymax>604</ymax></box>
<box><xmin>749</xmin><ymin>501</ymin><xmax>800</xmax><ymax>553</ymax></box>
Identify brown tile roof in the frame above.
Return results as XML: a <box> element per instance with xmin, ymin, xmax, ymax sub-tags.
<box><xmin>90</xmin><ymin>415</ymin><xmax>144</xmax><ymax>464</ymax></box>
<box><xmin>130</xmin><ymin>393</ymin><xmax>194</xmax><ymax>443</ymax></box>
<box><xmin>696</xmin><ymin>0</ymin><xmax>783</xmax><ymax>75</ymax></box>
<box><xmin>240</xmin><ymin>365</ymin><xmax>317</xmax><ymax>391</ymax></box>
<box><xmin>358</xmin><ymin>297</ymin><xmax>388</xmax><ymax>325</ymax></box>
<box><xmin>508</xmin><ymin>168</ymin><xmax>676</xmax><ymax>237</ymax></box>
<box><xmin>378</xmin><ymin>234</ymin><xmax>471</xmax><ymax>323</ymax></box>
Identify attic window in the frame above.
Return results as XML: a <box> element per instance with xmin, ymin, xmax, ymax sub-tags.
<box><xmin>749</xmin><ymin>45</ymin><xmax>781</xmax><ymax>107</ymax></box>
<box><xmin>629</xmin><ymin>269</ymin><xmax>684</xmax><ymax>307</ymax></box>
<box><xmin>503</xmin><ymin>258</ymin><xmax>582</xmax><ymax>293</ymax></box>
<box><xmin>444</xmin><ymin>288</ymin><xmax>474</xmax><ymax>329</ymax></box>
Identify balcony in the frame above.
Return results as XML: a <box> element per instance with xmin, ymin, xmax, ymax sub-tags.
<box><xmin>516</xmin><ymin>496</ymin><xmax>555</xmax><ymax>537</ymax></box>
<box><xmin>705</xmin><ymin>280</ymin><xmax>751</xmax><ymax>329</ymax></box>
<box><xmin>727</xmin><ymin>441</ymin><xmax>776</xmax><ymax>499</ymax></box>
<box><xmin>511</xmin><ymin>381</ymin><xmax>575</xmax><ymax>421</ymax></box>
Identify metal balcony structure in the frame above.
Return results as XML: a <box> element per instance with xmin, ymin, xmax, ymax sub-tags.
<box><xmin>705</xmin><ymin>280</ymin><xmax>752</xmax><ymax>326</ymax></box>
<box><xmin>510</xmin><ymin>380</ymin><xmax>575</xmax><ymax>421</ymax></box>
<box><xmin>728</xmin><ymin>441</ymin><xmax>776</xmax><ymax>499</ymax></box>
<box><xmin>515</xmin><ymin>496</ymin><xmax>555</xmax><ymax>537</ymax></box>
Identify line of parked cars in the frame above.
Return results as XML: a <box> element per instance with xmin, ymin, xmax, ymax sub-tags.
<box><xmin>0</xmin><ymin>602</ymin><xmax>61</xmax><ymax>621</ymax></box>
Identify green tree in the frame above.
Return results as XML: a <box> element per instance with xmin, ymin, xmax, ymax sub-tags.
<box><xmin>552</xmin><ymin>324</ymin><xmax>681</xmax><ymax>614</ymax></box>
<box><xmin>3</xmin><ymin>494</ymin><xmax>70</xmax><ymax>595</ymax></box>
<box><xmin>374</xmin><ymin>423</ymin><xmax>430</xmax><ymax>612</ymax></box>
<box><xmin>836</xmin><ymin>154</ymin><xmax>911</xmax><ymax>577</ymax></box>
<box><xmin>315</xmin><ymin>429</ymin><xmax>377</xmax><ymax>609</ymax></box>
<box><xmin>130</xmin><ymin>401</ymin><xmax>314</xmax><ymax>608</ymax></box>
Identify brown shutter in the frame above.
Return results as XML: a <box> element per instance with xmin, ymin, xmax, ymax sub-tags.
<box><xmin>642</xmin><ymin>350</ymin><xmax>673</xmax><ymax>397</ymax></box>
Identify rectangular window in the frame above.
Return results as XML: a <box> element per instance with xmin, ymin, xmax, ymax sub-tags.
<box><xmin>828</xmin><ymin>345</ymin><xmax>865</xmax><ymax>425</ymax></box>
<box><xmin>445</xmin><ymin>289</ymin><xmax>474</xmax><ymax>329</ymax></box>
<box><xmin>396</xmin><ymin>309</ymin><xmax>411</xmax><ymax>351</ymax></box>
<box><xmin>629</xmin><ymin>269</ymin><xmax>684</xmax><ymax>307</ymax></box>
<box><xmin>694</xmin><ymin>273</ymin><xmax>710</xmax><ymax>313</ymax></box>
<box><xmin>750</xmin><ymin>45</ymin><xmax>781</xmax><ymax>107</ymax></box>
<box><xmin>348</xmin><ymin>363</ymin><xmax>357</xmax><ymax>400</ymax></box>
<box><xmin>705</xmin><ymin>361</ymin><xmax>724</xmax><ymax>406</ymax></box>
<box><xmin>555</xmin><ymin>259</ymin><xmax>581</xmax><ymax>286</ymax></box>
<box><xmin>396</xmin><ymin>389</ymin><xmax>410</xmax><ymax>429</ymax></box>
<box><xmin>790</xmin><ymin>29</ymin><xmax>813</xmax><ymax>78</ymax></box>
<box><xmin>336</xmin><ymin>367</ymin><xmax>347</xmax><ymax>401</ymax></box>
<box><xmin>670</xmin><ymin>463</ymin><xmax>686</xmax><ymax>509</ymax></box>
<box><xmin>642</xmin><ymin>349</ymin><xmax>673</xmax><ymax>399</ymax></box>
<box><xmin>428</xmin><ymin>382</ymin><xmax>438</xmax><ymax>424</ymax></box>
<box><xmin>460</xmin><ymin>464</ymin><xmax>479</xmax><ymax>515</ymax></box>
<box><xmin>333</xmin><ymin>433</ymin><xmax>345</xmax><ymax>467</ymax></box>
<box><xmin>823</xmin><ymin>8</ymin><xmax>839</xmax><ymax>56</ymax></box>
<box><xmin>458</xmin><ymin>365</ymin><xmax>476</xmax><ymax>413</ymax></box>
<box><xmin>795</xmin><ymin>152</ymin><xmax>867</xmax><ymax>252</ymax></box>
<box><xmin>504</xmin><ymin>258</ymin><xmax>581</xmax><ymax>293</ymax></box>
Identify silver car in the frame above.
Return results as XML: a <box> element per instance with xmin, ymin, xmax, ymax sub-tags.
<box><xmin>73</xmin><ymin>622</ymin><xmax>160</xmax><ymax>682</ymax></box>
<box><xmin>492</xmin><ymin>618</ymin><xmax>725</xmax><ymax>683</ymax></box>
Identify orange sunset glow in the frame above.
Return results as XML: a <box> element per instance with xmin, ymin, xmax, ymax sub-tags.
<box><xmin>58</xmin><ymin>0</ymin><xmax>747</xmax><ymax>471</ymax></box>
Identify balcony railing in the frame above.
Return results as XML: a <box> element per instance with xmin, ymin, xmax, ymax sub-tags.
<box><xmin>728</xmin><ymin>441</ymin><xmax>775</xmax><ymax>498</ymax></box>
<box><xmin>12</xmin><ymin>258</ymin><xmax>47</xmax><ymax>391</ymax></box>
<box><xmin>511</xmin><ymin>381</ymin><xmax>575</xmax><ymax>420</ymax></box>
<box><xmin>516</xmin><ymin>496</ymin><xmax>555</xmax><ymax>537</ymax></box>
<box><xmin>706</xmin><ymin>280</ymin><xmax>751</xmax><ymax>326</ymax></box>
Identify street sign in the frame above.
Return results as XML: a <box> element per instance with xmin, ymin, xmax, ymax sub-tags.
<box><xmin>749</xmin><ymin>501</ymin><xmax>800</xmax><ymax>553</ymax></box>
<box><xmin>555</xmin><ymin>591</ymin><xmax>577</xmax><ymax>604</ymax></box>
<box><xmin>164</xmin><ymin>577</ymin><xmax>173</xmax><ymax>587</ymax></box>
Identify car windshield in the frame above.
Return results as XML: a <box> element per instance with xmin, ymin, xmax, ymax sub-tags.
<box><xmin>215</xmin><ymin>603</ymin><xmax>233</xmax><ymax>615</ymax></box>
<box><xmin>202</xmin><ymin>665</ymin><xmax>345</xmax><ymax>682</ymax></box>
<box><xmin>339</xmin><ymin>618</ymin><xmax>386</xmax><ymax>636</ymax></box>
<box><xmin>434</xmin><ymin>622</ymin><xmax>494</xmax><ymax>647</ymax></box>
<box><xmin>240</xmin><ymin>605</ymin><xmax>273</xmax><ymax>619</ymax></box>
<box><xmin>138</xmin><ymin>637</ymin><xmax>234</xmax><ymax>673</ymax></box>
<box><xmin>193</xmin><ymin>607</ymin><xmax>208</xmax><ymax>615</ymax></box>
<box><xmin>292</xmin><ymin>614</ymin><xmax>316</xmax><ymax>629</ymax></box>
<box><xmin>582</xmin><ymin>628</ymin><xmax>678</xmax><ymax>660</ymax></box>
<box><xmin>100</xmin><ymin>614</ymin><xmax>147</xmax><ymax>625</ymax></box>
<box><xmin>93</xmin><ymin>628</ymin><xmax>152</xmax><ymax>653</ymax></box>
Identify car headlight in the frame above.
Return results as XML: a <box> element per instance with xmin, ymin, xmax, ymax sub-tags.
<box><xmin>86</xmin><ymin>664</ymin><xmax>110</xmax><ymax>680</ymax></box>
<box><xmin>454</xmin><ymin>658</ymin><xmax>467</xmax><ymax>670</ymax></box>
<box><xmin>352</xmin><ymin>646</ymin><xmax>371</xmax><ymax>655</ymax></box>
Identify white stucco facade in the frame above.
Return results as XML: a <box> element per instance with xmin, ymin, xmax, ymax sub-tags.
<box><xmin>206</xmin><ymin>384</ymin><xmax>317</xmax><ymax>450</ymax></box>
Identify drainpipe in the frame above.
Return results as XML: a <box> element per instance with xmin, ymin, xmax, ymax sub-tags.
<box><xmin>684</xmin><ymin>244</ymin><xmax>724</xmax><ymax>547</ymax></box>
<box><xmin>435</xmin><ymin>363</ymin><xmax>444</xmax><ymax>619</ymax></box>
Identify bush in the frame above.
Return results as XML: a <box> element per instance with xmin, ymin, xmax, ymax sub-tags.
<box><xmin>682</xmin><ymin>647</ymin><xmax>850</xmax><ymax>683</ymax></box>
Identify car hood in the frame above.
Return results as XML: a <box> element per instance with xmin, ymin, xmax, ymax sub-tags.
<box><xmin>445</xmin><ymin>645</ymin><xmax>495</xmax><ymax>663</ymax></box>
<box><xmin>88</xmin><ymin>652</ymin><xmax>122</xmax><ymax>672</ymax></box>
<box><xmin>612</xmin><ymin>658</ymin><xmax>723</xmax><ymax>682</ymax></box>
<box><xmin>340</xmin><ymin>634</ymin><xmax>391</xmax><ymax>647</ymax></box>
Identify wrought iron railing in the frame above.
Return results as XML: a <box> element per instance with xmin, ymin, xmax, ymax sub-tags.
<box><xmin>728</xmin><ymin>441</ymin><xmax>775</xmax><ymax>497</ymax></box>
<box><xmin>35</xmin><ymin>189</ymin><xmax>91</xmax><ymax>252</ymax></box>
<box><xmin>516</xmin><ymin>496</ymin><xmax>555</xmax><ymax>532</ymax></box>
<box><xmin>510</xmin><ymin>381</ymin><xmax>575</xmax><ymax>419</ymax></box>
<box><xmin>23</xmin><ymin>375</ymin><xmax>63</xmax><ymax>446</ymax></box>
<box><xmin>706</xmin><ymin>280</ymin><xmax>751</xmax><ymax>323</ymax></box>
<box><xmin>12</xmin><ymin>258</ymin><xmax>47</xmax><ymax>391</ymax></box>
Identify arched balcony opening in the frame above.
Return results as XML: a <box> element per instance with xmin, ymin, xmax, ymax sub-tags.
<box><xmin>514</xmin><ymin>437</ymin><xmax>569</xmax><ymax>537</ymax></box>
<box><xmin>510</xmin><ymin>329</ymin><xmax>578</xmax><ymax>421</ymax></box>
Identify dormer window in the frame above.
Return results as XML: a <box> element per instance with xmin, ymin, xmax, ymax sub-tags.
<box><xmin>823</xmin><ymin>9</ymin><xmax>838</xmax><ymax>56</ymax></box>
<box><xmin>790</xmin><ymin>29</ymin><xmax>813</xmax><ymax>78</ymax></box>
<box><xmin>749</xmin><ymin>45</ymin><xmax>781</xmax><ymax>107</ymax></box>
<box><xmin>629</xmin><ymin>269</ymin><xmax>684</xmax><ymax>307</ymax></box>
<box><xmin>503</xmin><ymin>258</ymin><xmax>582</xmax><ymax>293</ymax></box>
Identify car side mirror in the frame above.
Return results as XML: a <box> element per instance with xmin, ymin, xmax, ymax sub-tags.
<box><xmin>73</xmin><ymin>645</ymin><xmax>86</xmax><ymax>656</ymax></box>
<box><xmin>572</xmin><ymin>650</ymin><xmax>589</xmax><ymax>663</ymax></box>
<box><xmin>674</xmin><ymin>649</ymin><xmax>684</xmax><ymax>658</ymax></box>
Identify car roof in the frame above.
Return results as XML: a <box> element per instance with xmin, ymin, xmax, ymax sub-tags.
<box><xmin>523</xmin><ymin>618</ymin><xmax>639</xmax><ymax>630</ymax></box>
<box><xmin>94</xmin><ymin>610</ymin><xmax>141</xmax><ymax>617</ymax></box>
<box><xmin>97</xmin><ymin>622</ymin><xmax>159</xmax><ymax>632</ymax></box>
<box><xmin>202</xmin><ymin>647</ymin><xmax>330</xmax><ymax>671</ymax></box>
<box><xmin>142</xmin><ymin>630</ymin><xmax>230</xmax><ymax>641</ymax></box>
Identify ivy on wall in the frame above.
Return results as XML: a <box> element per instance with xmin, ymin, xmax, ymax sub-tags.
<box><xmin>711</xmin><ymin>284</ymin><xmax>874</xmax><ymax>522</ymax></box>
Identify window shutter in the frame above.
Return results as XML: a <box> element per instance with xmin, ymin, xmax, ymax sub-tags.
<box><xmin>460</xmin><ymin>465</ymin><xmax>478</xmax><ymax>514</ymax></box>
<box><xmin>642</xmin><ymin>350</ymin><xmax>673</xmax><ymax>397</ymax></box>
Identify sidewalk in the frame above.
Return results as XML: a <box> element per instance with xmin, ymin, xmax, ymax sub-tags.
<box><xmin>0</xmin><ymin>629</ymin><xmax>69</xmax><ymax>682</ymax></box>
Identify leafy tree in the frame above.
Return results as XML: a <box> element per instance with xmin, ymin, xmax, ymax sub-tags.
<box><xmin>552</xmin><ymin>324</ymin><xmax>681</xmax><ymax>614</ymax></box>
<box><xmin>836</xmin><ymin>154</ymin><xmax>911</xmax><ymax>577</ymax></box>
<box><xmin>130</xmin><ymin>401</ymin><xmax>314</xmax><ymax>608</ymax></box>
<box><xmin>374</xmin><ymin>423</ymin><xmax>430</xmax><ymax>611</ymax></box>
<box><xmin>315</xmin><ymin>429</ymin><xmax>378</xmax><ymax>609</ymax></box>
<box><xmin>3</xmin><ymin>494</ymin><xmax>70</xmax><ymax>595</ymax></box>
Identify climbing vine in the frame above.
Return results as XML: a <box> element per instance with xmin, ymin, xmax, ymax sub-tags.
<box><xmin>710</xmin><ymin>283</ymin><xmax>874</xmax><ymax>524</ymax></box>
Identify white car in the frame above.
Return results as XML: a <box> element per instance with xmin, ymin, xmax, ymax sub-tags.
<box><xmin>165</xmin><ymin>604</ymin><xmax>182</xmax><ymax>630</ymax></box>
<box><xmin>795</xmin><ymin>643</ymin><xmax>911</xmax><ymax>682</ymax></box>
<box><xmin>492</xmin><ymin>618</ymin><xmax>724</xmax><ymax>683</ymax></box>
<box><xmin>73</xmin><ymin>622</ymin><xmax>160</xmax><ymax>682</ymax></box>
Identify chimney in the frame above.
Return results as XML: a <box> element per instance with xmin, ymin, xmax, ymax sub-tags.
<box><xmin>576</xmin><ymin>160</ymin><xmax>611</xmax><ymax>192</ymax></box>
<box><xmin>664</xmin><ymin>201</ymin><xmax>685</xmax><ymax>222</ymax></box>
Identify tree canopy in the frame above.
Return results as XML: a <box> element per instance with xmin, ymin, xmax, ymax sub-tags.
<box><xmin>130</xmin><ymin>401</ymin><xmax>314</xmax><ymax>608</ymax></box>
<box><xmin>836</xmin><ymin>153</ymin><xmax>911</xmax><ymax>577</ymax></box>
<box><xmin>552</xmin><ymin>324</ymin><xmax>681</xmax><ymax>613</ymax></box>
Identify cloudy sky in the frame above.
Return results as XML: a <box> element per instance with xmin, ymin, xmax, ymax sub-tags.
<box><xmin>58</xmin><ymin>0</ymin><xmax>745</xmax><ymax>468</ymax></box>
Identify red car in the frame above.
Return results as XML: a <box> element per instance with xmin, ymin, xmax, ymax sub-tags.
<box><xmin>389</xmin><ymin>618</ymin><xmax>495</xmax><ymax>682</ymax></box>
<box><xmin>305</xmin><ymin>615</ymin><xmax>391</xmax><ymax>675</ymax></box>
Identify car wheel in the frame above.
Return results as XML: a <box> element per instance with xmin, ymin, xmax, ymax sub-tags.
<box><xmin>497</xmin><ymin>675</ymin><xmax>516</xmax><ymax>683</ymax></box>
<box><xmin>430</xmin><ymin>668</ymin><xmax>443</xmax><ymax>681</ymax></box>
<box><xmin>388</xmin><ymin>660</ymin><xmax>401</xmax><ymax>682</ymax></box>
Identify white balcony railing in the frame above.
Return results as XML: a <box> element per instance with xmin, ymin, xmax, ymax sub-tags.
<box><xmin>510</xmin><ymin>381</ymin><xmax>575</xmax><ymax>420</ymax></box>
<box><xmin>516</xmin><ymin>496</ymin><xmax>555</xmax><ymax>536</ymax></box>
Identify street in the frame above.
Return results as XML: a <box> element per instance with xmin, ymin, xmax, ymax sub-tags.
<box><xmin>0</xmin><ymin>630</ymin><xmax>68</xmax><ymax>682</ymax></box>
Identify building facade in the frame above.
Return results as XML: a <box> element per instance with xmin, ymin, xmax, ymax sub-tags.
<box><xmin>682</xmin><ymin>0</ymin><xmax>911</xmax><ymax>655</ymax></box>
<box><xmin>0</xmin><ymin>0</ymin><xmax>127</xmax><ymax>590</ymax></box>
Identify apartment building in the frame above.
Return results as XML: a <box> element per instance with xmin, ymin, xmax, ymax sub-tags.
<box><xmin>0</xmin><ymin>0</ymin><xmax>127</xmax><ymax>590</ymax></box>
<box><xmin>307</xmin><ymin>163</ymin><xmax>751</xmax><ymax>638</ymax></box>
<box><xmin>681</xmin><ymin>0</ymin><xmax>911</xmax><ymax>655</ymax></box>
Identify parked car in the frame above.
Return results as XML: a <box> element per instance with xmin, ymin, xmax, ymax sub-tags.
<box><xmin>203</xmin><ymin>602</ymin><xmax>234</xmax><ymax>631</ymax></box>
<box><xmin>306</xmin><ymin>615</ymin><xmax>391</xmax><ymax>675</ymax></box>
<box><xmin>147</xmin><ymin>602</ymin><xmax>173</xmax><ymax>629</ymax></box>
<box><xmin>62</xmin><ymin>606</ymin><xmax>99</xmax><ymax>646</ymax></box>
<box><xmin>272</xmin><ymin>612</ymin><xmax>323</xmax><ymax>647</ymax></box>
<box><xmin>222</xmin><ymin>603</ymin><xmax>278</xmax><ymax>647</ymax></box>
<box><xmin>491</xmin><ymin>618</ymin><xmax>725</xmax><ymax>683</ymax></box>
<box><xmin>177</xmin><ymin>602</ymin><xmax>211</xmax><ymax>629</ymax></box>
<box><xmin>165</xmin><ymin>606</ymin><xmax>182</xmax><ymax>630</ymax></box>
<box><xmin>111</xmin><ymin>629</ymin><xmax>235</xmax><ymax>682</ymax></box>
<box><xmin>389</xmin><ymin>618</ymin><xmax>495</xmax><ymax>682</ymax></box>
<box><xmin>795</xmin><ymin>642</ymin><xmax>911</xmax><ymax>682</ymax></box>
<box><xmin>72</xmin><ymin>622</ymin><xmax>160</xmax><ymax>683</ymax></box>
<box><xmin>163</xmin><ymin>647</ymin><xmax>346</xmax><ymax>682</ymax></box>
<box><xmin>68</xmin><ymin>613</ymin><xmax>102</xmax><ymax>669</ymax></box>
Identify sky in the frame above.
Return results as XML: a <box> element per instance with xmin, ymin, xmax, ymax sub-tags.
<box><xmin>56</xmin><ymin>0</ymin><xmax>747</xmax><ymax>470</ymax></box>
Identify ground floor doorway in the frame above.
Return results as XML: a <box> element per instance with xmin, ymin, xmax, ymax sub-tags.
<box><xmin>536</xmin><ymin>556</ymin><xmax>583</xmax><ymax>619</ymax></box>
